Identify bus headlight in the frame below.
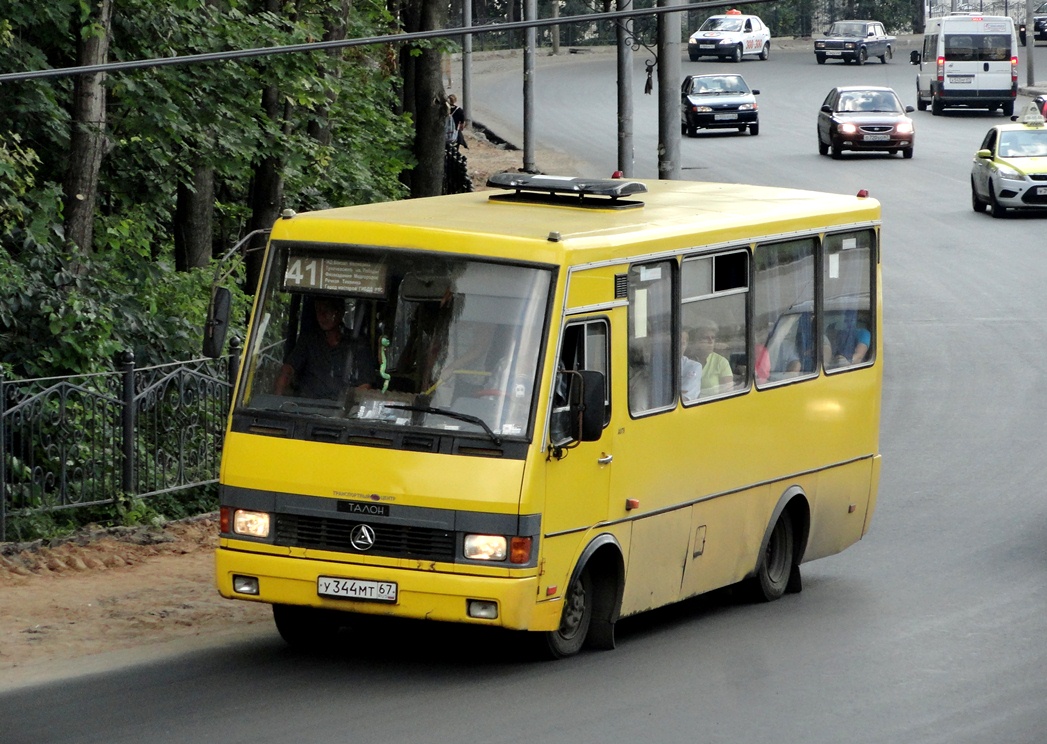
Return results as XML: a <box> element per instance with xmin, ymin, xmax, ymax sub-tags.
<box><xmin>233</xmin><ymin>509</ymin><xmax>271</xmax><ymax>538</ymax></box>
<box><xmin>464</xmin><ymin>534</ymin><xmax>507</xmax><ymax>561</ymax></box>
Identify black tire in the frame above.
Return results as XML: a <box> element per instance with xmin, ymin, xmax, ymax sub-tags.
<box><xmin>816</xmin><ymin>53</ymin><xmax>826</xmax><ymax>65</ymax></box>
<box><xmin>917</xmin><ymin>93</ymin><xmax>928</xmax><ymax>112</ymax></box>
<box><xmin>856</xmin><ymin>47</ymin><xmax>867</xmax><ymax>65</ymax></box>
<box><xmin>880</xmin><ymin>47</ymin><xmax>892</xmax><ymax>64</ymax></box>
<box><xmin>688</xmin><ymin>50</ymin><xmax>700</xmax><ymax>62</ymax></box>
<box><xmin>831</xmin><ymin>140</ymin><xmax>842</xmax><ymax>159</ymax></box>
<box><xmin>931</xmin><ymin>97</ymin><xmax>943</xmax><ymax>116</ymax></box>
<box><xmin>541</xmin><ymin>567</ymin><xmax>593</xmax><ymax>659</ymax></box>
<box><xmin>989</xmin><ymin>184</ymin><xmax>1008</xmax><ymax>218</ymax></box>
<box><xmin>749</xmin><ymin>122</ymin><xmax>759</xmax><ymax>136</ymax></box>
<box><xmin>731</xmin><ymin>44</ymin><xmax>743</xmax><ymax>63</ymax></box>
<box><xmin>1002</xmin><ymin>101</ymin><xmax>1014</xmax><ymax>117</ymax></box>
<box><xmin>272</xmin><ymin>604</ymin><xmax>343</xmax><ymax>650</ymax></box>
<box><xmin>818</xmin><ymin>135</ymin><xmax>829</xmax><ymax>155</ymax></box>
<box><xmin>759</xmin><ymin>42</ymin><xmax>769</xmax><ymax>61</ymax></box>
<box><xmin>749</xmin><ymin>511</ymin><xmax>795</xmax><ymax>602</ymax></box>
<box><xmin>971</xmin><ymin>178</ymin><xmax>987</xmax><ymax>212</ymax></box>
<box><xmin>902</xmin><ymin>146</ymin><xmax>914</xmax><ymax>159</ymax></box>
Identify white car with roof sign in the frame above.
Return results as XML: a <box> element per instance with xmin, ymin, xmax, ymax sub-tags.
<box><xmin>970</xmin><ymin>102</ymin><xmax>1047</xmax><ymax>217</ymax></box>
<box><xmin>687</xmin><ymin>11</ymin><xmax>771</xmax><ymax>63</ymax></box>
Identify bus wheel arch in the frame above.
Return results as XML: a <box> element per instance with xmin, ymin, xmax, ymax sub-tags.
<box><xmin>540</xmin><ymin>534</ymin><xmax>624</xmax><ymax>658</ymax></box>
<box><xmin>748</xmin><ymin>488</ymin><xmax>809</xmax><ymax>601</ymax></box>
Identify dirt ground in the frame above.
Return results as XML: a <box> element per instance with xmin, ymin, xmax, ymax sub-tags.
<box><xmin>0</xmin><ymin>133</ymin><xmax>583</xmax><ymax>688</ymax></box>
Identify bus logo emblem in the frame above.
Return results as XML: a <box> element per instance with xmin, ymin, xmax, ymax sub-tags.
<box><xmin>350</xmin><ymin>524</ymin><xmax>376</xmax><ymax>551</ymax></box>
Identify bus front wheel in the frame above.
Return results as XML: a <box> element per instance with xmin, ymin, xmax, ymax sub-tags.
<box><xmin>541</xmin><ymin>567</ymin><xmax>593</xmax><ymax>658</ymax></box>
<box><xmin>273</xmin><ymin>603</ymin><xmax>342</xmax><ymax>649</ymax></box>
<box><xmin>749</xmin><ymin>511</ymin><xmax>796</xmax><ymax>602</ymax></box>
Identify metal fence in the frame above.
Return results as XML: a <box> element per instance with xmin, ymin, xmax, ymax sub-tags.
<box><xmin>0</xmin><ymin>341</ymin><xmax>241</xmax><ymax>542</ymax></box>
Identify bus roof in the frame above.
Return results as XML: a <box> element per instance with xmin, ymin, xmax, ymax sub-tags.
<box><xmin>269</xmin><ymin>177</ymin><xmax>881</xmax><ymax>265</ymax></box>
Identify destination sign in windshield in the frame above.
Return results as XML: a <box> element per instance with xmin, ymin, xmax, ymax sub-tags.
<box><xmin>283</xmin><ymin>254</ymin><xmax>387</xmax><ymax>297</ymax></box>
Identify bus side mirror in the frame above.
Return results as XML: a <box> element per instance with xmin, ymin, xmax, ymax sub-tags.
<box><xmin>572</xmin><ymin>370</ymin><xmax>605</xmax><ymax>442</ymax></box>
<box><xmin>910</xmin><ymin>50</ymin><xmax>921</xmax><ymax>65</ymax></box>
<box><xmin>203</xmin><ymin>286</ymin><xmax>232</xmax><ymax>358</ymax></box>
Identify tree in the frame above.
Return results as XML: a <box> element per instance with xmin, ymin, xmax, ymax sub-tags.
<box><xmin>64</xmin><ymin>0</ymin><xmax>114</xmax><ymax>253</ymax></box>
<box><xmin>397</xmin><ymin>0</ymin><xmax>451</xmax><ymax>198</ymax></box>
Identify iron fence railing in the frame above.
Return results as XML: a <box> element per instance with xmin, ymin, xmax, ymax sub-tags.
<box><xmin>0</xmin><ymin>340</ymin><xmax>241</xmax><ymax>541</ymax></box>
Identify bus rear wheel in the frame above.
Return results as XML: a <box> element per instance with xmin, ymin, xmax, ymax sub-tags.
<box><xmin>541</xmin><ymin>567</ymin><xmax>593</xmax><ymax>658</ymax></box>
<box><xmin>749</xmin><ymin>511</ymin><xmax>795</xmax><ymax>602</ymax></box>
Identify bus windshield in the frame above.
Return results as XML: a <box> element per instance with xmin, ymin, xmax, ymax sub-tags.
<box><xmin>240</xmin><ymin>241</ymin><xmax>553</xmax><ymax>440</ymax></box>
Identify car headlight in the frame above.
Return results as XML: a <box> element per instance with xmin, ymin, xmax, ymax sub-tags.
<box><xmin>895</xmin><ymin>120</ymin><xmax>914</xmax><ymax>134</ymax></box>
<box><xmin>232</xmin><ymin>509</ymin><xmax>270</xmax><ymax>538</ymax></box>
<box><xmin>464</xmin><ymin>534</ymin><xmax>507</xmax><ymax>560</ymax></box>
<box><xmin>845</xmin><ymin>42</ymin><xmax>855</xmax><ymax>49</ymax></box>
<box><xmin>463</xmin><ymin>534</ymin><xmax>533</xmax><ymax>563</ymax></box>
<box><xmin>840</xmin><ymin>122</ymin><xmax>858</xmax><ymax>135</ymax></box>
<box><xmin>738</xmin><ymin>103</ymin><xmax>756</xmax><ymax>111</ymax></box>
<box><xmin>691</xmin><ymin>105</ymin><xmax>713</xmax><ymax>112</ymax></box>
<box><xmin>995</xmin><ymin>164</ymin><xmax>1024</xmax><ymax>180</ymax></box>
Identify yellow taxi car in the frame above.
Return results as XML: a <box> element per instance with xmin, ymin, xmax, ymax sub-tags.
<box><xmin>971</xmin><ymin>101</ymin><xmax>1047</xmax><ymax>217</ymax></box>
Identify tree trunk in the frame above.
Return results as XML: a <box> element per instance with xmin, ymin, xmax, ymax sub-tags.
<box><xmin>174</xmin><ymin>164</ymin><xmax>215</xmax><ymax>271</ymax></box>
<box><xmin>64</xmin><ymin>0</ymin><xmax>114</xmax><ymax>253</ymax></box>
<box><xmin>399</xmin><ymin>0</ymin><xmax>449</xmax><ymax>198</ymax></box>
<box><xmin>308</xmin><ymin>0</ymin><xmax>352</xmax><ymax>148</ymax></box>
<box><xmin>245</xmin><ymin>0</ymin><xmax>291</xmax><ymax>294</ymax></box>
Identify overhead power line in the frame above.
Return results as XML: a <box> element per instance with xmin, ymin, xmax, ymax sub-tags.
<box><xmin>0</xmin><ymin>0</ymin><xmax>772</xmax><ymax>84</ymax></box>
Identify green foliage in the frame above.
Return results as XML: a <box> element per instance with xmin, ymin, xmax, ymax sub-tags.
<box><xmin>115</xmin><ymin>493</ymin><xmax>166</xmax><ymax>527</ymax></box>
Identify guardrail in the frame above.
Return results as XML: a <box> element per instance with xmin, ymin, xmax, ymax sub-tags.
<box><xmin>0</xmin><ymin>341</ymin><xmax>241</xmax><ymax>542</ymax></box>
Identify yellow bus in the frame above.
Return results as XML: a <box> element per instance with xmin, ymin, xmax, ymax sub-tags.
<box><xmin>212</xmin><ymin>174</ymin><xmax>881</xmax><ymax>657</ymax></box>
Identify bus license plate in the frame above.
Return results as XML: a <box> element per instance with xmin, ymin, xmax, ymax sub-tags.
<box><xmin>318</xmin><ymin>576</ymin><xmax>398</xmax><ymax>602</ymax></box>
<box><xmin>864</xmin><ymin>134</ymin><xmax>890</xmax><ymax>141</ymax></box>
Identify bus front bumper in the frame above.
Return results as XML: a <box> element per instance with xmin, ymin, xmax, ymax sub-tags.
<box><xmin>215</xmin><ymin>544</ymin><xmax>562</xmax><ymax>632</ymax></box>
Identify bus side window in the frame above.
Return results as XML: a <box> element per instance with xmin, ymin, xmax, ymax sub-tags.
<box><xmin>823</xmin><ymin>230</ymin><xmax>875</xmax><ymax>371</ymax></box>
<box><xmin>680</xmin><ymin>251</ymin><xmax>749</xmax><ymax>401</ymax></box>
<box><xmin>754</xmin><ymin>237</ymin><xmax>817</xmax><ymax>387</ymax></box>
<box><xmin>628</xmin><ymin>261</ymin><xmax>674</xmax><ymax>416</ymax></box>
<box><xmin>551</xmin><ymin>319</ymin><xmax>610</xmax><ymax>445</ymax></box>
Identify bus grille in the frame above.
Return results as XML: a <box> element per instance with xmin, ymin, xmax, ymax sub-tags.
<box><xmin>274</xmin><ymin>513</ymin><xmax>456</xmax><ymax>561</ymax></box>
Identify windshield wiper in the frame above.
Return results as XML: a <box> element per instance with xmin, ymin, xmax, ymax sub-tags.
<box><xmin>383</xmin><ymin>404</ymin><xmax>502</xmax><ymax>445</ymax></box>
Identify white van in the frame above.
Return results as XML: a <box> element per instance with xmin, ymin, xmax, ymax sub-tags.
<box><xmin>909</xmin><ymin>13</ymin><xmax>1018</xmax><ymax>116</ymax></box>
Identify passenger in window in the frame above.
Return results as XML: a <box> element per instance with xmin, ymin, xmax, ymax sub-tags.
<box><xmin>828</xmin><ymin>310</ymin><xmax>870</xmax><ymax>368</ymax></box>
<box><xmin>680</xmin><ymin>331</ymin><xmax>703</xmax><ymax>402</ymax></box>
<box><xmin>690</xmin><ymin>319</ymin><xmax>734</xmax><ymax>394</ymax></box>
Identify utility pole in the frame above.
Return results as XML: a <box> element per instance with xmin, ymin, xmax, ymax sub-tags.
<box><xmin>1027</xmin><ymin>1</ymin><xmax>1036</xmax><ymax>86</ymax></box>
<box><xmin>657</xmin><ymin>0</ymin><xmax>681</xmax><ymax>180</ymax></box>
<box><xmin>617</xmin><ymin>0</ymin><xmax>635</xmax><ymax>176</ymax></box>
<box><xmin>524</xmin><ymin>0</ymin><xmax>537</xmax><ymax>172</ymax></box>
<box><xmin>462</xmin><ymin>0</ymin><xmax>472</xmax><ymax>127</ymax></box>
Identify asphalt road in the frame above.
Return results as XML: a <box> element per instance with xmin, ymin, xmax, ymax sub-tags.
<box><xmin>4</xmin><ymin>40</ymin><xmax>1047</xmax><ymax>744</ymax></box>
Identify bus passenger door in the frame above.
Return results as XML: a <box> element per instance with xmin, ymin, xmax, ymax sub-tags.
<box><xmin>543</xmin><ymin>317</ymin><xmax>616</xmax><ymax>539</ymax></box>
